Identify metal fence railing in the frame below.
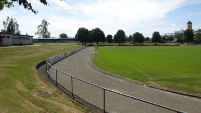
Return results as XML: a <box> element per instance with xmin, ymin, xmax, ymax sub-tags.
<box><xmin>46</xmin><ymin>46</ymin><xmax>185</xmax><ymax>113</ymax></box>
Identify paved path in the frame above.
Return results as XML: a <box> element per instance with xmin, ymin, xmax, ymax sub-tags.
<box><xmin>49</xmin><ymin>47</ymin><xmax>201</xmax><ymax>113</ymax></box>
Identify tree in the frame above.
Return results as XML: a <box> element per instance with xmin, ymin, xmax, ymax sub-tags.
<box><xmin>88</xmin><ymin>30</ymin><xmax>94</xmax><ymax>44</ymax></box>
<box><xmin>132</xmin><ymin>32</ymin><xmax>145</xmax><ymax>43</ymax></box>
<box><xmin>184</xmin><ymin>29</ymin><xmax>194</xmax><ymax>44</ymax></box>
<box><xmin>127</xmin><ymin>35</ymin><xmax>133</xmax><ymax>43</ymax></box>
<box><xmin>152</xmin><ymin>31</ymin><xmax>161</xmax><ymax>45</ymax></box>
<box><xmin>161</xmin><ymin>35</ymin><xmax>167</xmax><ymax>43</ymax></box>
<box><xmin>1</xmin><ymin>16</ymin><xmax>21</xmax><ymax>34</ymax></box>
<box><xmin>194</xmin><ymin>29</ymin><xmax>201</xmax><ymax>43</ymax></box>
<box><xmin>59</xmin><ymin>33</ymin><xmax>68</xmax><ymax>38</ymax></box>
<box><xmin>114</xmin><ymin>29</ymin><xmax>126</xmax><ymax>44</ymax></box>
<box><xmin>106</xmin><ymin>34</ymin><xmax>113</xmax><ymax>45</ymax></box>
<box><xmin>91</xmin><ymin>28</ymin><xmax>105</xmax><ymax>45</ymax></box>
<box><xmin>145</xmin><ymin>37</ymin><xmax>150</xmax><ymax>42</ymax></box>
<box><xmin>0</xmin><ymin>0</ymin><xmax>47</xmax><ymax>14</ymax></box>
<box><xmin>35</xmin><ymin>19</ymin><xmax>50</xmax><ymax>45</ymax></box>
<box><xmin>176</xmin><ymin>34</ymin><xmax>184</xmax><ymax>44</ymax></box>
<box><xmin>75</xmin><ymin>27</ymin><xmax>89</xmax><ymax>45</ymax></box>
<box><xmin>167</xmin><ymin>35</ymin><xmax>174</xmax><ymax>42</ymax></box>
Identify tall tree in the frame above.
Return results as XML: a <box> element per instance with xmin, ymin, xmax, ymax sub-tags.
<box><xmin>88</xmin><ymin>30</ymin><xmax>94</xmax><ymax>44</ymax></box>
<box><xmin>59</xmin><ymin>33</ymin><xmax>68</xmax><ymax>38</ymax></box>
<box><xmin>152</xmin><ymin>31</ymin><xmax>161</xmax><ymax>45</ymax></box>
<box><xmin>184</xmin><ymin>29</ymin><xmax>194</xmax><ymax>44</ymax></box>
<box><xmin>35</xmin><ymin>19</ymin><xmax>50</xmax><ymax>45</ymax></box>
<box><xmin>176</xmin><ymin>34</ymin><xmax>184</xmax><ymax>44</ymax></box>
<box><xmin>128</xmin><ymin>35</ymin><xmax>133</xmax><ymax>43</ymax></box>
<box><xmin>114</xmin><ymin>29</ymin><xmax>126</xmax><ymax>44</ymax></box>
<box><xmin>0</xmin><ymin>0</ymin><xmax>47</xmax><ymax>14</ymax></box>
<box><xmin>145</xmin><ymin>37</ymin><xmax>150</xmax><ymax>42</ymax></box>
<box><xmin>133</xmin><ymin>32</ymin><xmax>145</xmax><ymax>43</ymax></box>
<box><xmin>91</xmin><ymin>28</ymin><xmax>105</xmax><ymax>45</ymax></box>
<box><xmin>161</xmin><ymin>35</ymin><xmax>167</xmax><ymax>43</ymax></box>
<box><xmin>2</xmin><ymin>16</ymin><xmax>21</xmax><ymax>34</ymax></box>
<box><xmin>106</xmin><ymin>34</ymin><xmax>113</xmax><ymax>45</ymax></box>
<box><xmin>194</xmin><ymin>29</ymin><xmax>201</xmax><ymax>43</ymax></box>
<box><xmin>75</xmin><ymin>27</ymin><xmax>89</xmax><ymax>45</ymax></box>
<box><xmin>167</xmin><ymin>35</ymin><xmax>174</xmax><ymax>42</ymax></box>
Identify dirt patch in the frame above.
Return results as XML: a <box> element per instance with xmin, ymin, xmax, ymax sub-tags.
<box><xmin>34</xmin><ymin>91</ymin><xmax>52</xmax><ymax>97</ymax></box>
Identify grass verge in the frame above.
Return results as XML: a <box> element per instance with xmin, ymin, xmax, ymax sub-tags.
<box><xmin>0</xmin><ymin>43</ymin><xmax>90</xmax><ymax>113</ymax></box>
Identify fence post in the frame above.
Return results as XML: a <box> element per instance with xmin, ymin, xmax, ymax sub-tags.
<box><xmin>103</xmin><ymin>89</ymin><xmax>106</xmax><ymax>113</ymax></box>
<box><xmin>56</xmin><ymin>69</ymin><xmax>58</xmax><ymax>86</ymax></box>
<box><xmin>46</xmin><ymin>62</ymin><xmax>47</xmax><ymax>74</ymax></box>
<box><xmin>71</xmin><ymin>76</ymin><xmax>74</xmax><ymax>99</ymax></box>
<box><xmin>46</xmin><ymin>62</ymin><xmax>49</xmax><ymax>75</ymax></box>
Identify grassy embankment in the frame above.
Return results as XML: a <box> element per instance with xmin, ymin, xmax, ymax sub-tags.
<box><xmin>94</xmin><ymin>46</ymin><xmax>201</xmax><ymax>94</ymax></box>
<box><xmin>0</xmin><ymin>43</ymin><xmax>90</xmax><ymax>113</ymax></box>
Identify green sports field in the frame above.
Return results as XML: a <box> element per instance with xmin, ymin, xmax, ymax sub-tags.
<box><xmin>94</xmin><ymin>46</ymin><xmax>201</xmax><ymax>94</ymax></box>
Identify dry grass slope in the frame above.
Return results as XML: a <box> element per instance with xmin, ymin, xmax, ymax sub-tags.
<box><xmin>0</xmin><ymin>43</ymin><xmax>90</xmax><ymax>113</ymax></box>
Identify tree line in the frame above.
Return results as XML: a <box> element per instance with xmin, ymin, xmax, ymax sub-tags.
<box><xmin>75</xmin><ymin>27</ymin><xmax>127</xmax><ymax>45</ymax></box>
<box><xmin>75</xmin><ymin>27</ymin><xmax>201</xmax><ymax>45</ymax></box>
<box><xmin>2</xmin><ymin>16</ymin><xmax>201</xmax><ymax>45</ymax></box>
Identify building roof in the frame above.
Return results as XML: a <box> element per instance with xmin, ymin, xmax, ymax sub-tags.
<box><xmin>0</xmin><ymin>32</ymin><xmax>33</xmax><ymax>37</ymax></box>
<box><xmin>187</xmin><ymin>21</ymin><xmax>192</xmax><ymax>24</ymax></box>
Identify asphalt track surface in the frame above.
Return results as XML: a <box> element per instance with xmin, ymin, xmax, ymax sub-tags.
<box><xmin>49</xmin><ymin>47</ymin><xmax>201</xmax><ymax>113</ymax></box>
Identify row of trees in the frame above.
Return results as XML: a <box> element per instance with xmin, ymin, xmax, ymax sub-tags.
<box><xmin>75</xmin><ymin>27</ymin><xmax>165</xmax><ymax>45</ymax></box>
<box><xmin>1</xmin><ymin>17</ymin><xmax>200</xmax><ymax>45</ymax></box>
<box><xmin>128</xmin><ymin>29</ymin><xmax>200</xmax><ymax>45</ymax></box>
<box><xmin>75</xmin><ymin>27</ymin><xmax>106</xmax><ymax>45</ymax></box>
<box><xmin>75</xmin><ymin>26</ymin><xmax>201</xmax><ymax>45</ymax></box>
<box><xmin>75</xmin><ymin>27</ymin><xmax>127</xmax><ymax>45</ymax></box>
<box><xmin>161</xmin><ymin>29</ymin><xmax>200</xmax><ymax>44</ymax></box>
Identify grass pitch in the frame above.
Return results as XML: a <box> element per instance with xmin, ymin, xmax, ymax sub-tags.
<box><xmin>94</xmin><ymin>46</ymin><xmax>201</xmax><ymax>94</ymax></box>
<box><xmin>0</xmin><ymin>43</ymin><xmax>89</xmax><ymax>113</ymax></box>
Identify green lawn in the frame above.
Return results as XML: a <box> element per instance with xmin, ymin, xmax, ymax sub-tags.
<box><xmin>0</xmin><ymin>43</ymin><xmax>89</xmax><ymax>113</ymax></box>
<box><xmin>94</xmin><ymin>46</ymin><xmax>201</xmax><ymax>94</ymax></box>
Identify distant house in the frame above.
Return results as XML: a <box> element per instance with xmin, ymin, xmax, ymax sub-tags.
<box><xmin>0</xmin><ymin>32</ymin><xmax>33</xmax><ymax>47</ymax></box>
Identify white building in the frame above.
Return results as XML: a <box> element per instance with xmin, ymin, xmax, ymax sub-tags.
<box><xmin>0</xmin><ymin>32</ymin><xmax>33</xmax><ymax>47</ymax></box>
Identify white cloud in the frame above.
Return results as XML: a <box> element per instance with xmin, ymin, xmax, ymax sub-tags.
<box><xmin>77</xmin><ymin>0</ymin><xmax>185</xmax><ymax>21</ymax></box>
<box><xmin>71</xmin><ymin>0</ymin><xmax>186</xmax><ymax>36</ymax></box>
<box><xmin>52</xmin><ymin>0</ymin><xmax>70</xmax><ymax>10</ymax></box>
<box><xmin>1</xmin><ymin>0</ymin><xmax>197</xmax><ymax>38</ymax></box>
<box><xmin>171</xmin><ymin>24</ymin><xmax>176</xmax><ymax>26</ymax></box>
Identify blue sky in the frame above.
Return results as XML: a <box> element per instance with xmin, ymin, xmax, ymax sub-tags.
<box><xmin>0</xmin><ymin>0</ymin><xmax>201</xmax><ymax>38</ymax></box>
